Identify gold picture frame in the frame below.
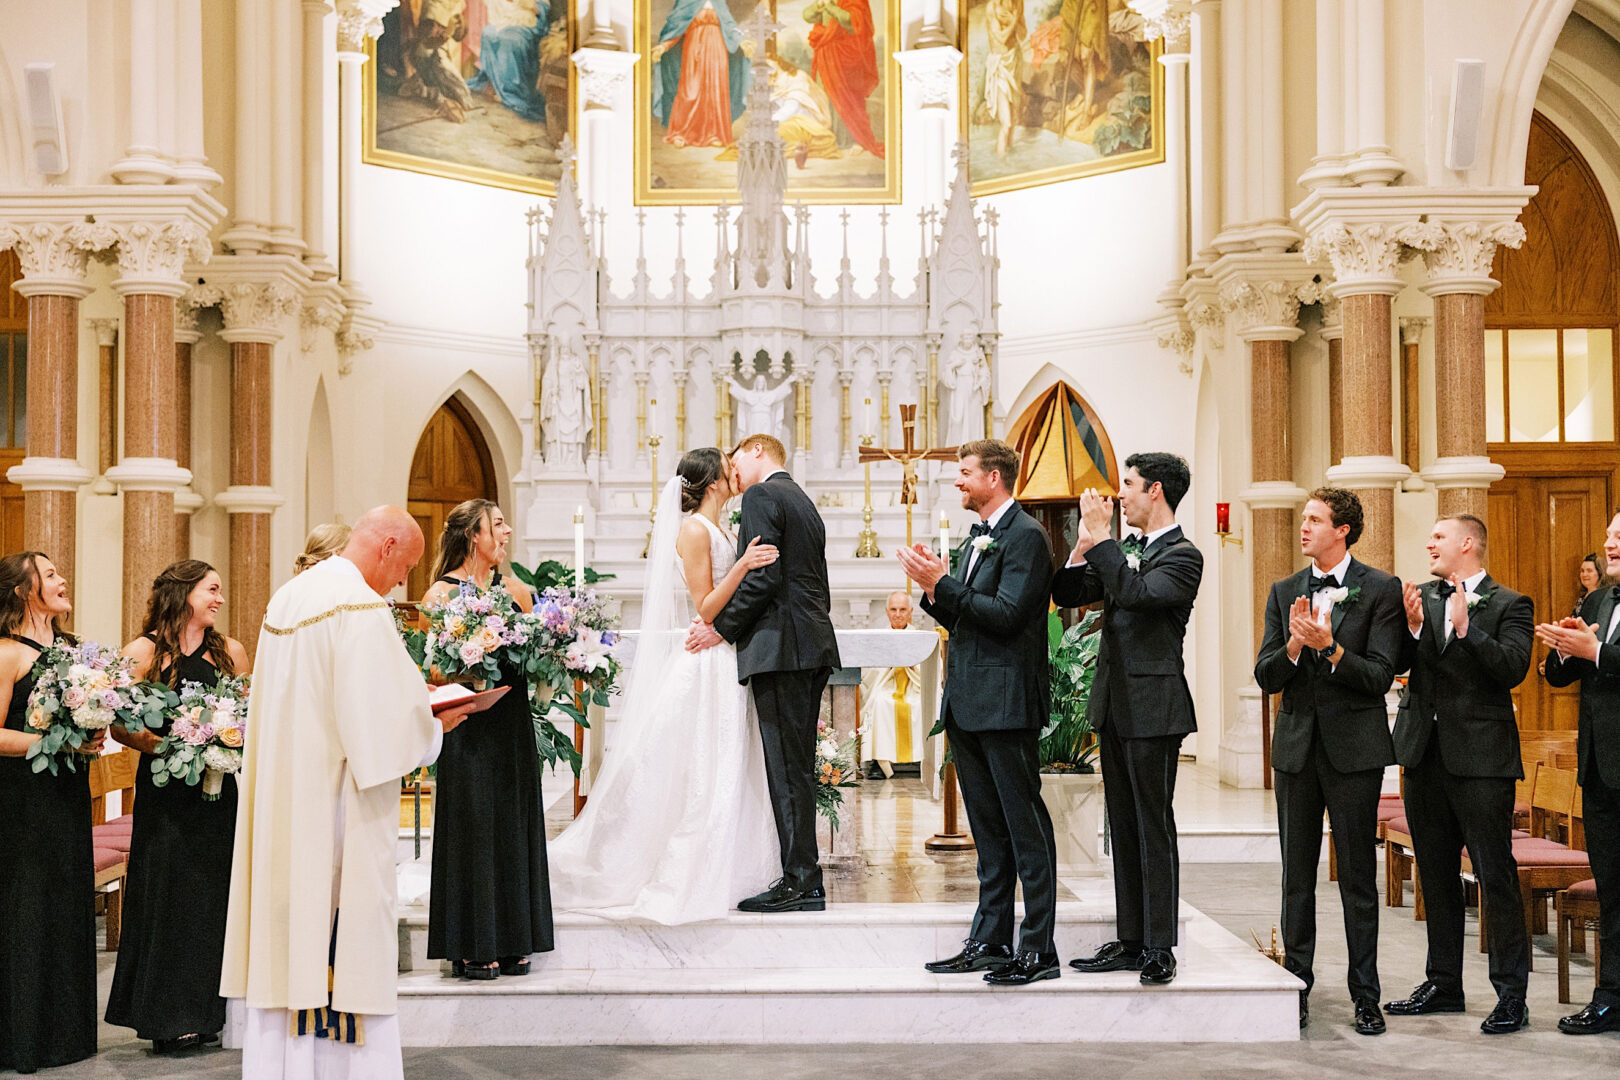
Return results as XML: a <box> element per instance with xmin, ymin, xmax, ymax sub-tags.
<box><xmin>959</xmin><ymin>1</ymin><xmax>1164</xmax><ymax>197</ymax></box>
<box><xmin>634</xmin><ymin>0</ymin><xmax>901</xmax><ymax>205</ymax></box>
<box><xmin>363</xmin><ymin>1</ymin><xmax>577</xmax><ymax>197</ymax></box>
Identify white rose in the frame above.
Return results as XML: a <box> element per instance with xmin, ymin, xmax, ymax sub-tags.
<box><xmin>1125</xmin><ymin>553</ymin><xmax>1141</xmax><ymax>570</ymax></box>
<box><xmin>971</xmin><ymin>536</ymin><xmax>993</xmax><ymax>553</ymax></box>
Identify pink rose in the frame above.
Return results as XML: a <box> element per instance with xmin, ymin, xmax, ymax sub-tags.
<box><xmin>62</xmin><ymin>686</ymin><xmax>88</xmax><ymax>710</ymax></box>
<box><xmin>459</xmin><ymin>641</ymin><xmax>484</xmax><ymax>666</ymax></box>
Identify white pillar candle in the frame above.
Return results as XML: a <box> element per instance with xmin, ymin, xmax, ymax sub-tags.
<box><xmin>574</xmin><ymin>507</ymin><xmax>585</xmax><ymax>593</ymax></box>
<box><xmin>939</xmin><ymin>509</ymin><xmax>950</xmax><ymax>561</ymax></box>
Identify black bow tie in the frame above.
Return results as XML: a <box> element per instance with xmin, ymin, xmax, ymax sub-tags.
<box><xmin>1311</xmin><ymin>573</ymin><xmax>1338</xmax><ymax>590</ymax></box>
<box><xmin>969</xmin><ymin>522</ymin><xmax>991</xmax><ymax>538</ymax></box>
<box><xmin>1435</xmin><ymin>581</ymin><xmax>1457</xmax><ymax>598</ymax></box>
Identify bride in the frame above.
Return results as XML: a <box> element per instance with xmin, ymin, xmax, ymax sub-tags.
<box><xmin>548</xmin><ymin>447</ymin><xmax>783</xmax><ymax>923</ymax></box>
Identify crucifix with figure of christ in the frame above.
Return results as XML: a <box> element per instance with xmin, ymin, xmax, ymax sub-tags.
<box><xmin>859</xmin><ymin>403</ymin><xmax>957</xmax><ymax>591</ymax></box>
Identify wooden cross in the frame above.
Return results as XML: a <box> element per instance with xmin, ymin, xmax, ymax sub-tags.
<box><xmin>858</xmin><ymin>403</ymin><xmax>957</xmax><ymax>556</ymax></box>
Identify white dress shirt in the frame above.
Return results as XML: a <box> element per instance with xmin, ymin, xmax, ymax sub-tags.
<box><xmin>963</xmin><ymin>498</ymin><xmax>1016</xmax><ymax>579</ymax></box>
<box><xmin>1412</xmin><ymin>568</ymin><xmax>1487</xmax><ymax>644</ymax></box>
<box><xmin>1291</xmin><ymin>553</ymin><xmax>1354</xmax><ymax>668</ymax></box>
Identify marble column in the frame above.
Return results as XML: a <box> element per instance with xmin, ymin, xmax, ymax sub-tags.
<box><xmin>1399</xmin><ymin>315</ymin><xmax>1427</xmax><ymax>481</ymax></box>
<box><xmin>173</xmin><ymin>300</ymin><xmax>204</xmax><ymax>558</ymax></box>
<box><xmin>213</xmin><ymin>283</ymin><xmax>294</xmax><ymax>656</ymax></box>
<box><xmin>3</xmin><ymin>233</ymin><xmax>95</xmax><ymax>608</ymax></box>
<box><xmin>1417</xmin><ymin>220</ymin><xmax>1528</xmax><ymax>524</ymax></box>
<box><xmin>572</xmin><ymin>46</ymin><xmax>639</xmax><ymax>219</ymax></box>
<box><xmin>895</xmin><ymin>46</ymin><xmax>962</xmax><ymax>214</ymax></box>
<box><xmin>1305</xmin><ymin>221</ymin><xmax>1411</xmax><ymax>573</ymax></box>
<box><xmin>89</xmin><ymin>318</ymin><xmax>120</xmax><ymax>476</ymax></box>
<box><xmin>1320</xmin><ymin>295</ymin><xmax>1344</xmax><ymax>466</ymax></box>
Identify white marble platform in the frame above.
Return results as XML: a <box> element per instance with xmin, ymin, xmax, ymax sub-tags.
<box><xmin>392</xmin><ymin>878</ymin><xmax>1301</xmax><ymax>1045</ymax></box>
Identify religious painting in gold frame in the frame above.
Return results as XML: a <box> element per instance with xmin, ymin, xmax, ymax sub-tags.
<box><xmin>959</xmin><ymin>1</ymin><xmax>1164</xmax><ymax>196</ymax></box>
<box><xmin>634</xmin><ymin>0</ymin><xmax>901</xmax><ymax>205</ymax></box>
<box><xmin>364</xmin><ymin>0</ymin><xmax>577</xmax><ymax>196</ymax></box>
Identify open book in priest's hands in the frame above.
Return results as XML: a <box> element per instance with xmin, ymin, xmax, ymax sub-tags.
<box><xmin>427</xmin><ymin>682</ymin><xmax>511</xmax><ymax>716</ymax></box>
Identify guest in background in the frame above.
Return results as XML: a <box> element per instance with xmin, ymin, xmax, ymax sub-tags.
<box><xmin>1575</xmin><ymin>552</ymin><xmax>1610</xmax><ymax>617</ymax></box>
<box><xmin>1056</xmin><ymin>453</ymin><xmax>1203</xmax><ymax>988</ymax></box>
<box><xmin>296</xmin><ymin>522</ymin><xmax>352</xmax><ymax>575</ymax></box>
<box><xmin>1386</xmin><ymin>516</ymin><xmax>1533</xmax><ymax>1034</ymax></box>
<box><xmin>861</xmin><ymin>591</ymin><xmax>923</xmax><ymax>779</ymax></box>
<box><xmin>1539</xmin><ymin>511</ymin><xmax>1620</xmax><ymax>1035</ymax></box>
<box><xmin>106</xmin><ymin>561</ymin><xmax>251</xmax><ymax>1054</ymax></box>
<box><xmin>0</xmin><ymin>553</ymin><xmax>98</xmax><ymax>1073</ymax></box>
<box><xmin>424</xmin><ymin>499</ymin><xmax>553</xmax><ymax>980</ymax></box>
<box><xmin>1255</xmin><ymin>489</ymin><xmax>1402</xmax><ymax>1035</ymax></box>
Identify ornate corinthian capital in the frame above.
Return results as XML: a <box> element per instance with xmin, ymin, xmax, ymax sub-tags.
<box><xmin>100</xmin><ymin>219</ymin><xmax>213</xmax><ymax>294</ymax></box>
<box><xmin>0</xmin><ymin>221</ymin><xmax>93</xmax><ymax>294</ymax></box>
<box><xmin>1302</xmin><ymin>222</ymin><xmax>1411</xmax><ymax>294</ymax></box>
<box><xmin>1129</xmin><ymin>0</ymin><xmax>1192</xmax><ymax>53</ymax></box>
<box><xmin>212</xmin><ymin>281</ymin><xmax>300</xmax><ymax>341</ymax></box>
<box><xmin>335</xmin><ymin>0</ymin><xmax>398</xmax><ymax>53</ymax></box>
<box><xmin>896</xmin><ymin>47</ymin><xmax>962</xmax><ymax>109</ymax></box>
<box><xmin>572</xmin><ymin>47</ymin><xmax>639</xmax><ymax>109</ymax></box>
<box><xmin>1412</xmin><ymin>220</ymin><xmax>1528</xmax><ymax>295</ymax></box>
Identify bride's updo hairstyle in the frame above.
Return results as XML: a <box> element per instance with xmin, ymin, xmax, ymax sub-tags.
<box><xmin>678</xmin><ymin>447</ymin><xmax>726</xmax><ymax>513</ymax></box>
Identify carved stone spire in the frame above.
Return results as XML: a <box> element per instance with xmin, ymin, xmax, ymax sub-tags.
<box><xmin>733</xmin><ymin>7</ymin><xmax>789</xmax><ymax>291</ymax></box>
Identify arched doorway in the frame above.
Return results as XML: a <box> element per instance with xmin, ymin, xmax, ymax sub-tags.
<box><xmin>406</xmin><ymin>395</ymin><xmax>497</xmax><ymax>600</ymax></box>
<box><xmin>1486</xmin><ymin>111</ymin><xmax>1620</xmax><ymax>731</ymax></box>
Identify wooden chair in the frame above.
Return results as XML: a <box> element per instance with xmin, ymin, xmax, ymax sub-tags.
<box><xmin>1478</xmin><ymin>767</ymin><xmax>1592</xmax><ymax>970</ymax></box>
<box><xmin>1557</xmin><ymin>880</ymin><xmax>1601</xmax><ymax>1004</ymax></box>
<box><xmin>87</xmin><ymin>750</ymin><xmax>139</xmax><ymax>951</ymax></box>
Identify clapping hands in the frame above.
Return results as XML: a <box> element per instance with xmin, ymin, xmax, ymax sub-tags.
<box><xmin>1534</xmin><ymin>615</ymin><xmax>1601</xmax><ymax>662</ymax></box>
<box><xmin>1287</xmin><ymin>596</ymin><xmax>1333</xmax><ymax>656</ymax></box>
<box><xmin>897</xmin><ymin>542</ymin><xmax>946</xmax><ymax>600</ymax></box>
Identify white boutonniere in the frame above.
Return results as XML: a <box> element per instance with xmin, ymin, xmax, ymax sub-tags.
<box><xmin>727</xmin><ymin>509</ymin><xmax>742</xmax><ymax>529</ymax></box>
<box><xmin>1325</xmin><ymin>586</ymin><xmax>1350</xmax><ymax>605</ymax></box>
<box><xmin>1125</xmin><ymin>553</ymin><xmax>1141</xmax><ymax>570</ymax></box>
<box><xmin>1466</xmin><ymin>590</ymin><xmax>1490</xmax><ymax>610</ymax></box>
<box><xmin>971</xmin><ymin>536</ymin><xmax>997</xmax><ymax>554</ymax></box>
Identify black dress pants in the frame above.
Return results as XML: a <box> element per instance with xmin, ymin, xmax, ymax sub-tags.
<box><xmin>1404</xmin><ymin>739</ymin><xmax>1528</xmax><ymax>1000</ymax></box>
<box><xmin>1275</xmin><ymin>733</ymin><xmax>1383</xmax><ymax>1002</ymax></box>
<box><xmin>752</xmin><ymin>668</ymin><xmax>830</xmax><ymax>892</ymax></box>
<box><xmin>1582</xmin><ymin>754</ymin><xmax>1620</xmax><ymax>1007</ymax></box>
<box><xmin>946</xmin><ymin>713</ymin><xmax>1058</xmax><ymax>954</ymax></box>
<box><xmin>1099</xmin><ymin>723</ymin><xmax>1184</xmax><ymax>949</ymax></box>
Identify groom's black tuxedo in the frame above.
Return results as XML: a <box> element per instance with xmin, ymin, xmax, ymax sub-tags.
<box><xmin>714</xmin><ymin>470</ymin><xmax>841</xmax><ymax>893</ymax></box>
<box><xmin>921</xmin><ymin>500</ymin><xmax>1058</xmax><ymax>954</ymax></box>
<box><xmin>1051</xmin><ymin>526</ymin><xmax>1202</xmax><ymax>950</ymax></box>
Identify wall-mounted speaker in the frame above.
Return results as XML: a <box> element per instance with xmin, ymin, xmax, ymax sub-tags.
<box><xmin>1445</xmin><ymin>58</ymin><xmax>1486</xmax><ymax>172</ymax></box>
<box><xmin>23</xmin><ymin>62</ymin><xmax>67</xmax><ymax>176</ymax></box>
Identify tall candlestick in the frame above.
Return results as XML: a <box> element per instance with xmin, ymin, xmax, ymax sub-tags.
<box><xmin>573</xmin><ymin>506</ymin><xmax>585</xmax><ymax>592</ymax></box>
<box><xmin>939</xmin><ymin>509</ymin><xmax>950</xmax><ymax>561</ymax></box>
<box><xmin>864</xmin><ymin>396</ymin><xmax>873</xmax><ymax>435</ymax></box>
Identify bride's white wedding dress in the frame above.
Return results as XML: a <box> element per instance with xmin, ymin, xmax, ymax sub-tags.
<box><xmin>548</xmin><ymin>501</ymin><xmax>780</xmax><ymax>924</ymax></box>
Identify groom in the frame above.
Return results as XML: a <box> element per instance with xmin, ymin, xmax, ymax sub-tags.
<box><xmin>687</xmin><ymin>433</ymin><xmax>841</xmax><ymax>912</ymax></box>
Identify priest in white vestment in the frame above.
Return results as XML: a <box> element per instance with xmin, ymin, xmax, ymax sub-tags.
<box><xmin>221</xmin><ymin>507</ymin><xmax>475</xmax><ymax>1080</ymax></box>
<box><xmin>860</xmin><ymin>592</ymin><xmax>924</xmax><ymax>778</ymax></box>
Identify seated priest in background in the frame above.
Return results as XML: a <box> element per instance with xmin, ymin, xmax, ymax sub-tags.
<box><xmin>222</xmin><ymin>506</ymin><xmax>477</xmax><ymax>1080</ymax></box>
<box><xmin>862</xmin><ymin>591</ymin><xmax>924</xmax><ymax>779</ymax></box>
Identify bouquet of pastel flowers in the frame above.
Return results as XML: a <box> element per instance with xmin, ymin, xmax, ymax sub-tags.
<box><xmin>410</xmin><ymin>581</ymin><xmax>533</xmax><ymax>688</ymax></box>
<box><xmin>151</xmin><ymin>674</ymin><xmax>251</xmax><ymax>800</ymax></box>
<box><xmin>813</xmin><ymin>716</ymin><xmax>863</xmax><ymax>828</ymax></box>
<box><xmin>513</xmin><ymin>586</ymin><xmax>623</xmax><ymax>774</ymax></box>
<box><xmin>23</xmin><ymin>640</ymin><xmax>169</xmax><ymax>776</ymax></box>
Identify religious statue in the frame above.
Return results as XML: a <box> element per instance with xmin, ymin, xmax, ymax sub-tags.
<box><xmin>541</xmin><ymin>318</ymin><xmax>590</xmax><ymax>468</ymax></box>
<box><xmin>727</xmin><ymin>370</ymin><xmax>799</xmax><ymax>441</ymax></box>
<box><xmin>940</xmin><ymin>331</ymin><xmax>990</xmax><ymax>443</ymax></box>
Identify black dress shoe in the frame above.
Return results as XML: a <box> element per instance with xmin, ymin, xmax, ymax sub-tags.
<box><xmin>153</xmin><ymin>1034</ymin><xmax>204</xmax><ymax>1055</ymax></box>
<box><xmin>737</xmin><ymin>880</ymin><xmax>827</xmax><ymax>913</ymax></box>
<box><xmin>1481</xmin><ymin>997</ymin><xmax>1529</xmax><ymax>1034</ymax></box>
<box><xmin>1559</xmin><ymin>1001</ymin><xmax>1618</xmax><ymax>1035</ymax></box>
<box><xmin>983</xmin><ymin>951</ymin><xmax>1061</xmax><ymax>986</ymax></box>
<box><xmin>1139</xmin><ymin>948</ymin><xmax>1176</xmax><ymax>985</ymax></box>
<box><xmin>499</xmin><ymin>955</ymin><xmax>531</xmax><ymax>976</ymax></box>
<box><xmin>1299</xmin><ymin>992</ymin><xmax>1310</xmax><ymax>1028</ymax></box>
<box><xmin>1384</xmin><ymin>980</ymin><xmax>1466</xmax><ymax>1015</ymax></box>
<box><xmin>1069</xmin><ymin>940</ymin><xmax>1145</xmax><ymax>973</ymax></box>
<box><xmin>1354</xmin><ymin>999</ymin><xmax>1387</xmax><ymax>1036</ymax></box>
<box><xmin>925</xmin><ymin>938</ymin><xmax>1014</xmax><ymax>974</ymax></box>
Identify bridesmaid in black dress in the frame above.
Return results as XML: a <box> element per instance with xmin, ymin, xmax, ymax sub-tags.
<box><xmin>105</xmin><ymin>560</ymin><xmax>250</xmax><ymax>1055</ymax></box>
<box><xmin>0</xmin><ymin>552</ymin><xmax>100</xmax><ymax>1074</ymax></box>
<box><xmin>424</xmin><ymin>499</ymin><xmax>554</xmax><ymax>979</ymax></box>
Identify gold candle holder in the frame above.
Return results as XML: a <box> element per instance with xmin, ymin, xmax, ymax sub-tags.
<box><xmin>855</xmin><ymin>433</ymin><xmax>881</xmax><ymax>558</ymax></box>
<box><xmin>641</xmin><ymin>431</ymin><xmax>662</xmax><ymax>558</ymax></box>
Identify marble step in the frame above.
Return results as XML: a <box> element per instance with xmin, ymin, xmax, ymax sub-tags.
<box><xmin>397</xmin><ymin>886</ymin><xmax>1188</xmax><ymax>973</ymax></box>
<box><xmin>393</xmin><ymin>913</ymin><xmax>1302</xmax><ymax>1045</ymax></box>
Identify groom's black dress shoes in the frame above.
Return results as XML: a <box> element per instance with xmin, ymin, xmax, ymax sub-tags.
<box><xmin>1354</xmin><ymin>998</ymin><xmax>1387</xmax><ymax>1036</ymax></box>
<box><xmin>983</xmin><ymin>951</ymin><xmax>1061</xmax><ymax>986</ymax></box>
<box><xmin>924</xmin><ymin>939</ymin><xmax>1014</xmax><ymax>974</ymax></box>
<box><xmin>1068</xmin><ymin>940</ymin><xmax>1145</xmax><ymax>973</ymax></box>
<box><xmin>737</xmin><ymin>880</ymin><xmax>826</xmax><ymax>913</ymax></box>
<box><xmin>1480</xmin><ymin>997</ymin><xmax>1529</xmax><ymax>1035</ymax></box>
<box><xmin>1384</xmin><ymin>980</ymin><xmax>1465</xmax><ymax>1015</ymax></box>
<box><xmin>1138</xmin><ymin>948</ymin><xmax>1176</xmax><ymax>985</ymax></box>
<box><xmin>1558</xmin><ymin>1001</ymin><xmax>1617</xmax><ymax>1035</ymax></box>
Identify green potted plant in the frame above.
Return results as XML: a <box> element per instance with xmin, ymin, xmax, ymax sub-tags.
<box><xmin>1039</xmin><ymin>609</ymin><xmax>1104</xmax><ymax>871</ymax></box>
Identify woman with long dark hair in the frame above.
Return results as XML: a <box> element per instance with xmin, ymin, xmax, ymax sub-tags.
<box><xmin>423</xmin><ymin>500</ymin><xmax>554</xmax><ymax>979</ymax></box>
<box><xmin>105</xmin><ymin>560</ymin><xmax>250</xmax><ymax>1054</ymax></box>
<box><xmin>0</xmin><ymin>553</ymin><xmax>99</xmax><ymax>1073</ymax></box>
<box><xmin>1573</xmin><ymin>551</ymin><xmax>1611</xmax><ymax>618</ymax></box>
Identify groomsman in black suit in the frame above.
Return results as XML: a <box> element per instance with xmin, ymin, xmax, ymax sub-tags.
<box><xmin>1255</xmin><ymin>488</ymin><xmax>1402</xmax><ymax>1035</ymax></box>
<box><xmin>1054</xmin><ymin>453</ymin><xmax>1203</xmax><ymax>987</ymax></box>
<box><xmin>1386</xmin><ymin>514</ymin><xmax>1533</xmax><ymax>1034</ymax></box>
<box><xmin>1539</xmin><ymin>511</ymin><xmax>1620</xmax><ymax>1035</ymax></box>
<box><xmin>900</xmin><ymin>439</ymin><xmax>1059</xmax><ymax>986</ymax></box>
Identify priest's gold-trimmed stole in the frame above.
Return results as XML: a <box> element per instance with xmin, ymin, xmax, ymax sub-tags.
<box><xmin>290</xmin><ymin>913</ymin><xmax>365</xmax><ymax>1045</ymax></box>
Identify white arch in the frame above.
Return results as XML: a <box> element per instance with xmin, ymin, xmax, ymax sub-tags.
<box><xmin>305</xmin><ymin>377</ymin><xmax>336</xmax><ymax>533</ymax></box>
<box><xmin>0</xmin><ymin>43</ymin><xmax>26</xmax><ymax>189</ymax></box>
<box><xmin>1491</xmin><ymin>0</ymin><xmax>1579</xmax><ymax>186</ymax></box>
<box><xmin>408</xmin><ymin>370</ymin><xmax>525</xmax><ymax>516</ymax></box>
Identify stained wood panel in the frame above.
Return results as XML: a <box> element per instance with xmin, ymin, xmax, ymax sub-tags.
<box><xmin>405</xmin><ymin>396</ymin><xmax>497</xmax><ymax>601</ymax></box>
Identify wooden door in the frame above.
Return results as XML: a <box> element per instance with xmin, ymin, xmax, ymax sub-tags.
<box><xmin>405</xmin><ymin>397</ymin><xmax>496</xmax><ymax>601</ymax></box>
<box><xmin>1489</xmin><ymin>469</ymin><xmax>1613</xmax><ymax>731</ymax></box>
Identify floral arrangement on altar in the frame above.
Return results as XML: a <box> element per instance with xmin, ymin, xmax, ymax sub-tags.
<box><xmin>814</xmin><ymin>716</ymin><xmax>862</xmax><ymax>829</ymax></box>
<box><xmin>151</xmin><ymin>674</ymin><xmax>251</xmax><ymax>800</ymax></box>
<box><xmin>22</xmin><ymin>640</ymin><xmax>169</xmax><ymax>776</ymax></box>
